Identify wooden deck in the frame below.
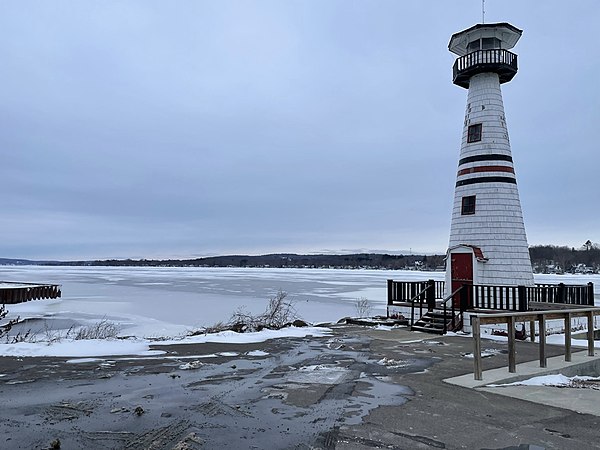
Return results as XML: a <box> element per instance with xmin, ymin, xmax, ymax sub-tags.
<box><xmin>0</xmin><ymin>281</ymin><xmax>62</xmax><ymax>304</ymax></box>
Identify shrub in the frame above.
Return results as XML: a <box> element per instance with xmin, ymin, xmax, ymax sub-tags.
<box><xmin>0</xmin><ymin>305</ymin><xmax>20</xmax><ymax>340</ymax></box>
<box><xmin>355</xmin><ymin>297</ymin><xmax>372</xmax><ymax>318</ymax></box>
<box><xmin>196</xmin><ymin>290</ymin><xmax>302</xmax><ymax>335</ymax></box>
<box><xmin>72</xmin><ymin>318</ymin><xmax>120</xmax><ymax>340</ymax></box>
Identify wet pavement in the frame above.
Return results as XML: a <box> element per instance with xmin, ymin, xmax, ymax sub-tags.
<box><xmin>1</xmin><ymin>325</ymin><xmax>600</xmax><ymax>449</ymax></box>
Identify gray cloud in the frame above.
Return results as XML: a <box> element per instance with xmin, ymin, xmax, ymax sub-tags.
<box><xmin>1</xmin><ymin>1</ymin><xmax>598</xmax><ymax>259</ymax></box>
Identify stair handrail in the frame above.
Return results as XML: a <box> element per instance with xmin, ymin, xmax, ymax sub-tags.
<box><xmin>410</xmin><ymin>285</ymin><xmax>431</xmax><ymax>327</ymax></box>
<box><xmin>442</xmin><ymin>286</ymin><xmax>465</xmax><ymax>334</ymax></box>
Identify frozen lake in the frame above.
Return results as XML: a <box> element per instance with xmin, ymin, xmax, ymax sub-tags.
<box><xmin>1</xmin><ymin>266</ymin><xmax>599</xmax><ymax>338</ymax></box>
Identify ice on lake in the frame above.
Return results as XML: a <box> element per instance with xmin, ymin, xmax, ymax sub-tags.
<box><xmin>1</xmin><ymin>266</ymin><xmax>598</xmax><ymax>339</ymax></box>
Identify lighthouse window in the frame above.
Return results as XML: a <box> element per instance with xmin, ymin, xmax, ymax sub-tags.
<box><xmin>467</xmin><ymin>38</ymin><xmax>501</xmax><ymax>52</ymax></box>
<box><xmin>461</xmin><ymin>195</ymin><xmax>476</xmax><ymax>215</ymax></box>
<box><xmin>482</xmin><ymin>37</ymin><xmax>501</xmax><ymax>50</ymax></box>
<box><xmin>467</xmin><ymin>40</ymin><xmax>480</xmax><ymax>52</ymax></box>
<box><xmin>467</xmin><ymin>123</ymin><xmax>482</xmax><ymax>143</ymax></box>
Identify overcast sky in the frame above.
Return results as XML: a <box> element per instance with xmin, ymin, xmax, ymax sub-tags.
<box><xmin>1</xmin><ymin>1</ymin><xmax>598</xmax><ymax>260</ymax></box>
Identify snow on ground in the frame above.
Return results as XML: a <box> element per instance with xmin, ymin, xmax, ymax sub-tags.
<box><xmin>0</xmin><ymin>339</ymin><xmax>165</xmax><ymax>358</ymax></box>
<box><xmin>487</xmin><ymin>374</ymin><xmax>600</xmax><ymax>388</ymax></box>
<box><xmin>0</xmin><ymin>326</ymin><xmax>331</xmax><ymax>358</ymax></box>
<box><xmin>462</xmin><ymin>348</ymin><xmax>505</xmax><ymax>359</ymax></box>
<box><xmin>153</xmin><ymin>326</ymin><xmax>331</xmax><ymax>347</ymax></box>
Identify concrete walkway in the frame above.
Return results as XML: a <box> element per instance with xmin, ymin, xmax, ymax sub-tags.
<box><xmin>446</xmin><ymin>350</ymin><xmax>600</xmax><ymax>417</ymax></box>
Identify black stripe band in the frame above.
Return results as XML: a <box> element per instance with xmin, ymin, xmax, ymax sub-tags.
<box><xmin>459</xmin><ymin>154</ymin><xmax>513</xmax><ymax>166</ymax></box>
<box><xmin>456</xmin><ymin>176</ymin><xmax>517</xmax><ymax>187</ymax></box>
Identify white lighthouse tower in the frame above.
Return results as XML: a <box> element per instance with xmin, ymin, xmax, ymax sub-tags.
<box><xmin>446</xmin><ymin>23</ymin><xmax>534</xmax><ymax>295</ymax></box>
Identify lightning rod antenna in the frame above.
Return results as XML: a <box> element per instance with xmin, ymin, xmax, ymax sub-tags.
<box><xmin>482</xmin><ymin>0</ymin><xmax>485</xmax><ymax>23</ymax></box>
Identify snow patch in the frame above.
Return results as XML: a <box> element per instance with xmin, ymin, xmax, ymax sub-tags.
<box><xmin>155</xmin><ymin>326</ymin><xmax>331</xmax><ymax>347</ymax></box>
<box><xmin>179</xmin><ymin>360</ymin><xmax>204</xmax><ymax>370</ymax></box>
<box><xmin>377</xmin><ymin>357</ymin><xmax>410</xmax><ymax>368</ymax></box>
<box><xmin>247</xmin><ymin>350</ymin><xmax>269</xmax><ymax>357</ymax></box>
<box><xmin>488</xmin><ymin>374</ymin><xmax>600</xmax><ymax>388</ymax></box>
<box><xmin>462</xmin><ymin>349</ymin><xmax>504</xmax><ymax>359</ymax></box>
<box><xmin>289</xmin><ymin>364</ymin><xmax>349</xmax><ymax>384</ymax></box>
<box><xmin>0</xmin><ymin>339</ymin><xmax>165</xmax><ymax>358</ymax></box>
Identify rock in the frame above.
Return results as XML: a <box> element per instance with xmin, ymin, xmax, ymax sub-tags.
<box><xmin>230</xmin><ymin>322</ymin><xmax>247</xmax><ymax>333</ymax></box>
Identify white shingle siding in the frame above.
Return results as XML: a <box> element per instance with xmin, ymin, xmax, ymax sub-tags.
<box><xmin>448</xmin><ymin>72</ymin><xmax>534</xmax><ymax>288</ymax></box>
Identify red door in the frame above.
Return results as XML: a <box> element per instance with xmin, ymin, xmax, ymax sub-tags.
<box><xmin>451</xmin><ymin>253</ymin><xmax>473</xmax><ymax>308</ymax></box>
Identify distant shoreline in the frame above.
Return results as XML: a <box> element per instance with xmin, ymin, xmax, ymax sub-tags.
<box><xmin>0</xmin><ymin>253</ymin><xmax>445</xmax><ymax>271</ymax></box>
<box><xmin>1</xmin><ymin>245</ymin><xmax>599</xmax><ymax>274</ymax></box>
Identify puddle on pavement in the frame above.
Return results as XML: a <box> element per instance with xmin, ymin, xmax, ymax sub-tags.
<box><xmin>0</xmin><ymin>332</ymin><xmax>439</xmax><ymax>449</ymax></box>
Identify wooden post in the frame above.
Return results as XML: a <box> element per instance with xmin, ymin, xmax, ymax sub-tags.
<box><xmin>538</xmin><ymin>314</ymin><xmax>547</xmax><ymax>368</ymax></box>
<box><xmin>529</xmin><ymin>320</ymin><xmax>536</xmax><ymax>343</ymax></box>
<box><xmin>472</xmin><ymin>315</ymin><xmax>482</xmax><ymax>380</ymax></box>
<box><xmin>517</xmin><ymin>285</ymin><xmax>527</xmax><ymax>311</ymax></box>
<box><xmin>588</xmin><ymin>282</ymin><xmax>595</xmax><ymax>306</ymax></box>
<box><xmin>558</xmin><ymin>283</ymin><xmax>566</xmax><ymax>303</ymax></box>
<box><xmin>460</xmin><ymin>284</ymin><xmax>470</xmax><ymax>311</ymax></box>
<box><xmin>564</xmin><ymin>313</ymin><xmax>572</xmax><ymax>362</ymax></box>
<box><xmin>387</xmin><ymin>280</ymin><xmax>393</xmax><ymax>305</ymax></box>
<box><xmin>508</xmin><ymin>316</ymin><xmax>516</xmax><ymax>373</ymax></box>
<box><xmin>427</xmin><ymin>279</ymin><xmax>435</xmax><ymax>312</ymax></box>
<box><xmin>587</xmin><ymin>311</ymin><xmax>595</xmax><ymax>357</ymax></box>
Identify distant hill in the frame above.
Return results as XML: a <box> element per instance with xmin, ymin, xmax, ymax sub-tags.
<box><xmin>1</xmin><ymin>245</ymin><xmax>599</xmax><ymax>273</ymax></box>
<box><xmin>0</xmin><ymin>258</ymin><xmax>53</xmax><ymax>266</ymax></box>
<box><xmin>0</xmin><ymin>253</ymin><xmax>445</xmax><ymax>271</ymax></box>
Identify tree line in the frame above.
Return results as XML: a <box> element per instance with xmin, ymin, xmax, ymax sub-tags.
<box><xmin>3</xmin><ymin>241</ymin><xmax>599</xmax><ymax>272</ymax></box>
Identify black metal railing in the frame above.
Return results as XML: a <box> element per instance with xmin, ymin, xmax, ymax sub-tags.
<box><xmin>452</xmin><ymin>49</ymin><xmax>518</xmax><ymax>87</ymax></box>
<box><xmin>454</xmin><ymin>49</ymin><xmax>517</xmax><ymax>73</ymax></box>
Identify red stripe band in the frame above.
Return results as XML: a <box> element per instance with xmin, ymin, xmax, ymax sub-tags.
<box><xmin>457</xmin><ymin>165</ymin><xmax>515</xmax><ymax>177</ymax></box>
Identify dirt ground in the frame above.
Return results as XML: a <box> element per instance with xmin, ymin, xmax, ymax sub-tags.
<box><xmin>1</xmin><ymin>325</ymin><xmax>599</xmax><ymax>449</ymax></box>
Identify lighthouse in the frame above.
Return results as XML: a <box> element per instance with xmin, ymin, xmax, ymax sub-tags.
<box><xmin>446</xmin><ymin>23</ymin><xmax>534</xmax><ymax>296</ymax></box>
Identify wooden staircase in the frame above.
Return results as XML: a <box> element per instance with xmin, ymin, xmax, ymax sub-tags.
<box><xmin>411</xmin><ymin>308</ymin><xmax>461</xmax><ymax>335</ymax></box>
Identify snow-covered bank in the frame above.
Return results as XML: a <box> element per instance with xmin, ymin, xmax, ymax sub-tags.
<box><xmin>0</xmin><ymin>326</ymin><xmax>331</xmax><ymax>358</ymax></box>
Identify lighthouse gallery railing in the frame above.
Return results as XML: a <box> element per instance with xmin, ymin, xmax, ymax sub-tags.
<box><xmin>453</xmin><ymin>49</ymin><xmax>518</xmax><ymax>79</ymax></box>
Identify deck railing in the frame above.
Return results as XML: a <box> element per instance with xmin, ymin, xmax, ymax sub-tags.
<box><xmin>387</xmin><ymin>279</ymin><xmax>444</xmax><ymax>307</ymax></box>
<box><xmin>471</xmin><ymin>307</ymin><xmax>600</xmax><ymax>380</ymax></box>
<box><xmin>388</xmin><ymin>280</ymin><xmax>595</xmax><ymax>312</ymax></box>
<box><xmin>527</xmin><ymin>283</ymin><xmax>594</xmax><ymax>306</ymax></box>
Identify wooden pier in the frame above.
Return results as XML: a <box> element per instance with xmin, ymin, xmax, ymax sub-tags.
<box><xmin>0</xmin><ymin>281</ymin><xmax>62</xmax><ymax>304</ymax></box>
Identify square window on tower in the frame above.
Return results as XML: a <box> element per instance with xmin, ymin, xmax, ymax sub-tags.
<box><xmin>461</xmin><ymin>195</ymin><xmax>476</xmax><ymax>215</ymax></box>
<box><xmin>467</xmin><ymin>123</ymin><xmax>482</xmax><ymax>143</ymax></box>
